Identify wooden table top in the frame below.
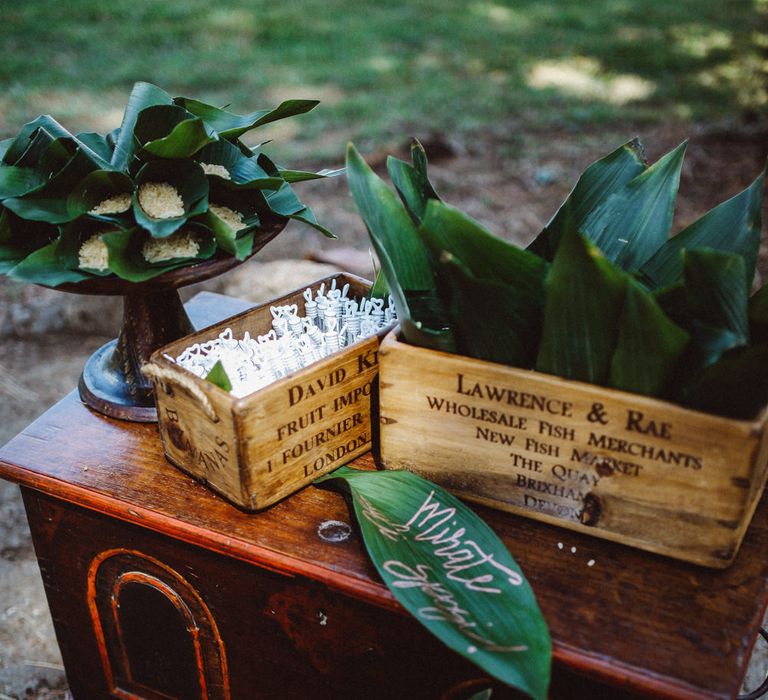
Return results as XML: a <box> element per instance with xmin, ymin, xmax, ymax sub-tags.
<box><xmin>1</xmin><ymin>292</ymin><xmax>766</xmax><ymax>700</ymax></box>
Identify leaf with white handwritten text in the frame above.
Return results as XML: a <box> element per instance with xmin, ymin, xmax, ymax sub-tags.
<box><xmin>315</xmin><ymin>466</ymin><xmax>551</xmax><ymax>700</ymax></box>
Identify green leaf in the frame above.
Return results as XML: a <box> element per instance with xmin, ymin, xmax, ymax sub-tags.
<box><xmin>3</xmin><ymin>117</ymin><xmax>111</xmax><ymax>172</ymax></box>
<box><xmin>102</xmin><ymin>226</ymin><xmax>215</xmax><ymax>282</ymax></box>
<box><xmin>277</xmin><ymin>167</ymin><xmax>344</xmax><ymax>183</ymax></box>
<box><xmin>368</xmin><ymin>270</ymin><xmax>389</xmax><ymax>299</ymax></box>
<box><xmin>387</xmin><ymin>140</ymin><xmax>440</xmax><ymax>223</ymax></box>
<box><xmin>58</xmin><ymin>219</ymin><xmax>120</xmax><ymax>277</ymax></box>
<box><xmin>639</xmin><ymin>169</ymin><xmax>765</xmax><ymax>291</ymax></box>
<box><xmin>286</xmin><ymin>205</ymin><xmax>337</xmax><ymax>239</ymax></box>
<box><xmin>527</xmin><ymin>139</ymin><xmax>646</xmax><ymax>260</ymax></box>
<box><xmin>2</xmin><ymin>115</ymin><xmax>73</xmax><ymax>165</ymax></box>
<box><xmin>66</xmin><ymin>170</ymin><xmax>134</xmax><ymax>220</ymax></box>
<box><xmin>173</xmin><ymin>97</ymin><xmax>319</xmax><ymax>139</ymax></box>
<box><xmin>536</xmin><ymin>222</ymin><xmax>628</xmax><ymax>385</ymax></box>
<box><xmin>205</xmin><ymin>360</ymin><xmax>233</xmax><ymax>392</ymax></box>
<box><xmin>315</xmin><ymin>466</ymin><xmax>551</xmax><ymax>700</ymax></box>
<box><xmin>439</xmin><ymin>253</ymin><xmax>543</xmax><ymax>367</ymax></box>
<box><xmin>369</xmin><ymin>267</ymin><xmax>389</xmax><ymax>298</ymax></box>
<box><xmin>196</xmin><ymin>140</ymin><xmax>283</xmax><ymax>189</ymax></box>
<box><xmin>411</xmin><ymin>138</ymin><xmax>433</xmax><ymax>181</ymax></box>
<box><xmin>110</xmin><ymin>82</ymin><xmax>175</xmax><ymax>172</ymax></box>
<box><xmin>9</xmin><ymin>237</ymin><xmax>90</xmax><ymax>286</ymax></box>
<box><xmin>683</xmin><ymin>248</ymin><xmax>749</xmax><ymax>343</ymax></box>
<box><xmin>582</xmin><ymin>141</ymin><xmax>687</xmax><ymax>271</ymax></box>
<box><xmin>418</xmin><ymin>201</ymin><xmax>548</xmax><ymax>366</ymax></box>
<box><xmin>196</xmin><ymin>208</ymin><xmax>257</xmax><ymax>260</ymax></box>
<box><xmin>749</xmin><ymin>284</ymin><xmax>768</xmax><ymax>344</ymax></box>
<box><xmin>0</xmin><ymin>138</ymin><xmax>13</xmax><ymax>162</ymax></box>
<box><xmin>16</xmin><ymin>128</ymin><xmax>71</xmax><ymax>173</ymax></box>
<box><xmin>133</xmin><ymin>160</ymin><xmax>209</xmax><ymax>238</ymax></box>
<box><xmin>679</xmin><ymin>343</ymin><xmax>768</xmax><ymax>419</ymax></box>
<box><xmin>374</xmin><ymin>234</ymin><xmax>455</xmax><ymax>351</ymax></box>
<box><xmin>0</xmin><ymin>165</ymin><xmax>43</xmax><ymax>199</ymax></box>
<box><xmin>0</xmin><ymin>209</ymin><xmax>56</xmax><ymax>273</ymax></box>
<box><xmin>135</xmin><ymin>105</ymin><xmax>219</xmax><ymax>159</ymax></box>
<box><xmin>609</xmin><ymin>280</ymin><xmax>689</xmax><ymax>396</ymax></box>
<box><xmin>419</xmin><ymin>200</ymin><xmax>548</xmax><ymax>286</ymax></box>
<box><xmin>346</xmin><ymin>143</ymin><xmax>454</xmax><ymax>350</ymax></box>
<box><xmin>347</xmin><ymin>144</ymin><xmax>433</xmax><ymax>290</ymax></box>
<box><xmin>76</xmin><ymin>132</ymin><xmax>114</xmax><ymax>162</ymax></box>
<box><xmin>2</xmin><ymin>140</ymin><xmax>103</xmax><ymax>223</ymax></box>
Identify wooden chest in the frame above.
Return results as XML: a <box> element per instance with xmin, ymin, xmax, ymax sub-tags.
<box><xmin>145</xmin><ymin>273</ymin><xmax>386</xmax><ymax>510</ymax></box>
<box><xmin>378</xmin><ymin>331</ymin><xmax>768</xmax><ymax>568</ymax></box>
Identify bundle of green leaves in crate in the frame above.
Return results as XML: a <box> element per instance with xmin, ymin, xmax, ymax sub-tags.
<box><xmin>347</xmin><ymin>139</ymin><xmax>767</xmax><ymax>420</ymax></box>
<box><xmin>0</xmin><ymin>81</ymin><xmax>336</xmax><ymax>286</ymax></box>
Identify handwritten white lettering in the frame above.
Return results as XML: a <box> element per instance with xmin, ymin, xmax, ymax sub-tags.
<box><xmin>383</xmin><ymin>561</ymin><xmax>528</xmax><ymax>653</ymax></box>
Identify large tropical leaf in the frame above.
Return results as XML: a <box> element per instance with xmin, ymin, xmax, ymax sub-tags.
<box><xmin>173</xmin><ymin>97</ymin><xmax>319</xmax><ymax>139</ymax></box>
<box><xmin>347</xmin><ymin>144</ymin><xmax>433</xmax><ymax>290</ymax></box>
<box><xmin>132</xmin><ymin>159</ymin><xmax>209</xmax><ymax>238</ymax></box>
<box><xmin>110</xmin><ymin>82</ymin><xmax>175</xmax><ymax>172</ymax></box>
<box><xmin>536</xmin><ymin>219</ymin><xmax>628</xmax><ymax>384</ymax></box>
<box><xmin>57</xmin><ymin>219</ymin><xmax>120</xmax><ymax>277</ymax></box>
<box><xmin>639</xmin><ymin>170</ymin><xmax>765</xmax><ymax>291</ymax></box>
<box><xmin>9</xmin><ymin>237</ymin><xmax>90</xmax><ymax>286</ymax></box>
<box><xmin>582</xmin><ymin>141</ymin><xmax>686</xmax><ymax>271</ymax></box>
<box><xmin>102</xmin><ymin>225</ymin><xmax>215</xmax><ymax>282</ymax></box>
<box><xmin>195</xmin><ymin>139</ymin><xmax>283</xmax><ymax>189</ymax></box>
<box><xmin>419</xmin><ymin>200</ymin><xmax>548</xmax><ymax>286</ymax></box>
<box><xmin>284</xmin><ymin>204</ymin><xmax>337</xmax><ymax>239</ymax></box>
<box><xmin>439</xmin><ymin>253</ymin><xmax>543</xmax><ymax>367</ymax></box>
<box><xmin>76</xmin><ymin>131</ymin><xmax>113</xmax><ymax>162</ymax></box>
<box><xmin>372</xmin><ymin>231</ymin><xmax>455</xmax><ymax>351</ymax></box>
<box><xmin>66</xmin><ymin>170</ymin><xmax>134</xmax><ymax>221</ymax></box>
<box><xmin>679</xmin><ymin>343</ymin><xmax>768</xmax><ymax>419</ymax></box>
<box><xmin>255</xmin><ymin>154</ymin><xmax>336</xmax><ymax>237</ymax></box>
<box><xmin>1</xmin><ymin>115</ymin><xmax>110</xmax><ymax>169</ymax></box>
<box><xmin>0</xmin><ymin>165</ymin><xmax>43</xmax><ymax>200</ymax></box>
<box><xmin>527</xmin><ymin>139</ymin><xmax>646</xmax><ymax>260</ymax></box>
<box><xmin>346</xmin><ymin>143</ymin><xmax>454</xmax><ymax>350</ymax></box>
<box><xmin>387</xmin><ymin>139</ymin><xmax>440</xmax><ymax>223</ymax></box>
<box><xmin>683</xmin><ymin>248</ymin><xmax>749</xmax><ymax>343</ymax></box>
<box><xmin>608</xmin><ymin>280</ymin><xmax>689</xmax><ymax>396</ymax></box>
<box><xmin>749</xmin><ymin>283</ymin><xmax>768</xmax><ymax>344</ymax></box>
<box><xmin>418</xmin><ymin>201</ymin><xmax>547</xmax><ymax>366</ymax></box>
<box><xmin>316</xmin><ymin>466</ymin><xmax>551</xmax><ymax>700</ymax></box>
<box><xmin>2</xmin><ymin>143</ymin><xmax>102</xmax><ymax>223</ymax></box>
<box><xmin>277</xmin><ymin>166</ymin><xmax>344</xmax><ymax>183</ymax></box>
<box><xmin>0</xmin><ymin>209</ymin><xmax>56</xmax><ymax>273</ymax></box>
<box><xmin>196</xmin><ymin>206</ymin><xmax>258</xmax><ymax>261</ymax></box>
<box><xmin>134</xmin><ymin>105</ymin><xmax>219</xmax><ymax>159</ymax></box>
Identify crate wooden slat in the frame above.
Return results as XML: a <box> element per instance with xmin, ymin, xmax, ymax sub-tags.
<box><xmin>145</xmin><ymin>273</ymin><xmax>385</xmax><ymax>510</ymax></box>
<box><xmin>379</xmin><ymin>330</ymin><xmax>768</xmax><ymax>568</ymax></box>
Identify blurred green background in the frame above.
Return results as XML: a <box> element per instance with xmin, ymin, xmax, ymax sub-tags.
<box><xmin>1</xmin><ymin>0</ymin><xmax>765</xmax><ymax>164</ymax></box>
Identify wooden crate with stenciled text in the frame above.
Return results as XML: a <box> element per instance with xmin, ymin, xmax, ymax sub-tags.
<box><xmin>378</xmin><ymin>330</ymin><xmax>768</xmax><ymax>568</ymax></box>
<box><xmin>144</xmin><ymin>273</ymin><xmax>387</xmax><ymax>510</ymax></box>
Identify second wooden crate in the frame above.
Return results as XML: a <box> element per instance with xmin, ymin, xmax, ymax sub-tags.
<box><xmin>378</xmin><ymin>330</ymin><xmax>768</xmax><ymax>568</ymax></box>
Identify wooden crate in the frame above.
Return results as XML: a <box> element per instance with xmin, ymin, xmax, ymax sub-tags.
<box><xmin>378</xmin><ymin>330</ymin><xmax>768</xmax><ymax>568</ymax></box>
<box><xmin>144</xmin><ymin>273</ymin><xmax>385</xmax><ymax>511</ymax></box>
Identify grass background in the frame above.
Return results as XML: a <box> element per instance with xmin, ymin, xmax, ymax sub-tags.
<box><xmin>1</xmin><ymin>0</ymin><xmax>765</xmax><ymax>163</ymax></box>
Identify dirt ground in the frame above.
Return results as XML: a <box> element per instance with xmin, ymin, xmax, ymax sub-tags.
<box><xmin>1</xmin><ymin>127</ymin><xmax>767</xmax><ymax>698</ymax></box>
